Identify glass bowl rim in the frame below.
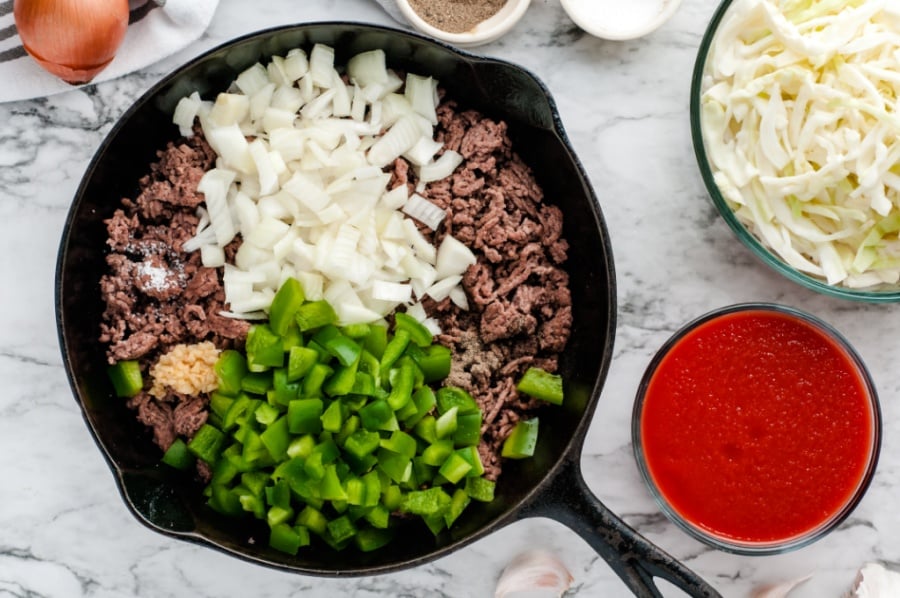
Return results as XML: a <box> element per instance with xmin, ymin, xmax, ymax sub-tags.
<box><xmin>689</xmin><ymin>0</ymin><xmax>900</xmax><ymax>303</ymax></box>
<box><xmin>631</xmin><ymin>302</ymin><xmax>882</xmax><ymax>555</ymax></box>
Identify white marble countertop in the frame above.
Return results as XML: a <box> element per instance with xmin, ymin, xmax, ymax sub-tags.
<box><xmin>2</xmin><ymin>0</ymin><xmax>899</xmax><ymax>596</ymax></box>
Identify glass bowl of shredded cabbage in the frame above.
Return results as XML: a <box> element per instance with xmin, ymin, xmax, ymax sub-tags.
<box><xmin>691</xmin><ymin>0</ymin><xmax>900</xmax><ymax>302</ymax></box>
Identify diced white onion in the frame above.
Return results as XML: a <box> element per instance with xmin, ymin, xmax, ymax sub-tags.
<box><xmin>402</xmin><ymin>193</ymin><xmax>446</xmax><ymax>231</ymax></box>
<box><xmin>372</xmin><ymin>280</ymin><xmax>413</xmax><ymax>303</ymax></box>
<box><xmin>181</xmin><ymin>44</ymin><xmax>473</xmax><ymax>325</ymax></box>
<box><xmin>436</xmin><ymin>234</ymin><xmax>477</xmax><ymax>279</ymax></box>
<box><xmin>235</xmin><ymin>63</ymin><xmax>269</xmax><ymax>96</ymax></box>
<box><xmin>367</xmin><ymin>115</ymin><xmax>425</xmax><ymax>168</ymax></box>
<box><xmin>172</xmin><ymin>92</ymin><xmax>202</xmax><ymax>137</ymax></box>
<box><xmin>209</xmin><ymin>93</ymin><xmax>250</xmax><ymax>127</ymax></box>
<box><xmin>309</xmin><ymin>44</ymin><xmax>335</xmax><ymax>88</ymax></box>
<box><xmin>348</xmin><ymin>50</ymin><xmax>389</xmax><ymax>87</ymax></box>
<box><xmin>200</xmin><ymin>244</ymin><xmax>226</xmax><ymax>268</ymax></box>
<box><xmin>283</xmin><ymin>48</ymin><xmax>309</xmax><ymax>82</ymax></box>
<box><xmin>425</xmin><ymin>275</ymin><xmax>462</xmax><ymax>302</ymax></box>
<box><xmin>419</xmin><ymin>150</ymin><xmax>463</xmax><ymax>183</ymax></box>
<box><xmin>449</xmin><ymin>285</ymin><xmax>469</xmax><ymax>310</ymax></box>
<box><xmin>197</xmin><ymin>168</ymin><xmax>237</xmax><ymax>246</ymax></box>
<box><xmin>405</xmin><ymin>73</ymin><xmax>438</xmax><ymax>126</ymax></box>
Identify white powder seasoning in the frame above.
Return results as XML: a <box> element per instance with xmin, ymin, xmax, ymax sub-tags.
<box><xmin>137</xmin><ymin>261</ymin><xmax>173</xmax><ymax>292</ymax></box>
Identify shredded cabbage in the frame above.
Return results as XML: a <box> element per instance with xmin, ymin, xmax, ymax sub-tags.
<box><xmin>701</xmin><ymin>0</ymin><xmax>900</xmax><ymax>288</ymax></box>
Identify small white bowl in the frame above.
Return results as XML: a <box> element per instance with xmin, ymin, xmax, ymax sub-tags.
<box><xmin>560</xmin><ymin>0</ymin><xmax>682</xmax><ymax>41</ymax></box>
<box><xmin>396</xmin><ymin>0</ymin><xmax>532</xmax><ymax>48</ymax></box>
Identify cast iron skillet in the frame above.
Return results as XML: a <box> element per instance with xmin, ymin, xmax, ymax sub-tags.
<box><xmin>55</xmin><ymin>23</ymin><xmax>720</xmax><ymax>597</ymax></box>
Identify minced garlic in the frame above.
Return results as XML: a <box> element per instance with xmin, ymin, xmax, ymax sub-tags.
<box><xmin>149</xmin><ymin>341</ymin><xmax>220</xmax><ymax>398</ymax></box>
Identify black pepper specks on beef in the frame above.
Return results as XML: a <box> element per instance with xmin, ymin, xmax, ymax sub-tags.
<box><xmin>396</xmin><ymin>100</ymin><xmax>573</xmax><ymax>481</ymax></box>
<box><xmin>99</xmin><ymin>131</ymin><xmax>248</xmax><ymax>454</ymax></box>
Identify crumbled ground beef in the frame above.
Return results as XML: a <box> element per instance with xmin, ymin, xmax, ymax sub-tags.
<box><xmin>101</xmin><ymin>102</ymin><xmax>571</xmax><ymax>486</ymax></box>
<box><xmin>399</xmin><ymin>100</ymin><xmax>573</xmax><ymax>481</ymax></box>
<box><xmin>99</xmin><ymin>132</ymin><xmax>249</xmax><ymax>453</ymax></box>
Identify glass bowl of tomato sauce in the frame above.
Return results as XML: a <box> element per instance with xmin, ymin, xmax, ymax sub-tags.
<box><xmin>632</xmin><ymin>303</ymin><xmax>881</xmax><ymax>555</ymax></box>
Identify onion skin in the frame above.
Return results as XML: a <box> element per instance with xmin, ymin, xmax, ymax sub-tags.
<box><xmin>14</xmin><ymin>0</ymin><xmax>130</xmax><ymax>84</ymax></box>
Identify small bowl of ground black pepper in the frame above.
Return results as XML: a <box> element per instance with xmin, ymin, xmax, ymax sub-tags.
<box><xmin>397</xmin><ymin>0</ymin><xmax>531</xmax><ymax>47</ymax></box>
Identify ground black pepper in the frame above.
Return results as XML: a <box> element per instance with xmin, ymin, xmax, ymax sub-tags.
<box><xmin>407</xmin><ymin>0</ymin><xmax>507</xmax><ymax>34</ymax></box>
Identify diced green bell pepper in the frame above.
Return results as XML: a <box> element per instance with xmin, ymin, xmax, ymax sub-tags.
<box><xmin>320</xmin><ymin>399</ymin><xmax>346</xmax><ymax>433</ymax></box>
<box><xmin>215</xmin><ymin>350</ymin><xmax>247</xmax><ymax>397</ymax></box>
<box><xmin>403</xmin><ymin>386</ymin><xmax>436</xmax><ymax>428</ymax></box>
<box><xmin>295</xmin><ymin>300</ymin><xmax>338</xmax><ymax>331</ymax></box>
<box><xmin>414</xmin><ymin>415</ymin><xmax>438</xmax><ymax>444</ymax></box>
<box><xmin>411</xmin><ymin>344</ymin><xmax>451</xmax><ymax>382</ymax></box>
<box><xmin>386</xmin><ymin>361</ymin><xmax>415</xmax><ymax>411</ymax></box>
<box><xmin>266</xmin><ymin>478</ymin><xmax>292</xmax><ymax>510</ymax></box>
<box><xmin>188</xmin><ymin>424</ymin><xmax>226</xmax><ymax>464</ymax></box>
<box><xmin>246</xmin><ymin>324</ymin><xmax>284</xmax><ymax>369</ymax></box>
<box><xmin>296</xmin><ymin>505</ymin><xmax>329</xmax><ymax>536</ymax></box>
<box><xmin>363</xmin><ymin>324</ymin><xmax>388</xmax><ymax>359</ymax></box>
<box><xmin>516</xmin><ymin>367</ymin><xmax>564</xmax><ymax>405</ymax></box>
<box><xmin>161</xmin><ymin>438</ymin><xmax>194</xmax><ymax>470</ymax></box>
<box><xmin>209</xmin><ymin>391</ymin><xmax>235</xmax><ymax>420</ymax></box>
<box><xmin>107</xmin><ymin>360</ymin><xmax>143</xmax><ymax>397</ymax></box>
<box><xmin>377</xmin><ymin>448</ymin><xmax>412</xmax><ymax>484</ymax></box>
<box><xmin>436</xmin><ymin>386</ymin><xmax>479</xmax><ymax>415</ymax></box>
<box><xmin>438</xmin><ymin>452</ymin><xmax>472</xmax><ymax>484</ymax></box>
<box><xmin>435</xmin><ymin>406</ymin><xmax>458</xmax><ymax>439</ymax></box>
<box><xmin>455</xmin><ymin>445</ymin><xmax>484</xmax><ymax>478</ymax></box>
<box><xmin>393</xmin><ymin>312</ymin><xmax>433</xmax><ymax>347</ymax></box>
<box><xmin>355</xmin><ymin>527</ymin><xmax>393</xmax><ymax>552</ymax></box>
<box><xmin>380</xmin><ymin>328</ymin><xmax>410</xmax><ymax>371</ymax></box>
<box><xmin>208</xmin><ymin>484</ymin><xmax>242</xmax><ymax>516</ymax></box>
<box><xmin>381</xmin><ymin>483</ymin><xmax>403</xmax><ymax>511</ymax></box>
<box><xmin>401</xmin><ymin>487</ymin><xmax>451</xmax><ymax>517</ymax></box>
<box><xmin>453</xmin><ymin>412</ymin><xmax>482</xmax><ymax>447</ymax></box>
<box><xmin>286</xmin><ymin>434</ymin><xmax>316</xmax><ymax>459</ymax></box>
<box><xmin>288</xmin><ymin>398</ymin><xmax>324</xmax><ymax>434</ymax></box>
<box><xmin>320</xmin><ymin>464</ymin><xmax>348</xmax><ymax>501</ymax></box>
<box><xmin>380</xmin><ymin>430</ymin><xmax>417</xmax><ymax>459</ymax></box>
<box><xmin>301</xmin><ymin>363</ymin><xmax>333</xmax><ymax>397</ymax></box>
<box><xmin>465</xmin><ymin>476</ymin><xmax>496</xmax><ymax>502</ymax></box>
<box><xmin>269</xmin><ymin>522</ymin><xmax>310</xmax><ymax>555</ymax></box>
<box><xmin>241</xmin><ymin>371</ymin><xmax>272</xmax><ymax>395</ymax></box>
<box><xmin>501</xmin><ymin>418</ymin><xmax>539</xmax><ymax>459</ymax></box>
<box><xmin>359</xmin><ymin>399</ymin><xmax>394</xmax><ymax>431</ymax></box>
<box><xmin>260</xmin><ymin>416</ymin><xmax>290</xmax><ymax>461</ymax></box>
<box><xmin>269</xmin><ymin>277</ymin><xmax>305</xmax><ymax>336</ymax></box>
<box><xmin>327</xmin><ymin>515</ymin><xmax>357</xmax><ymax>545</ymax></box>
<box><xmin>287</xmin><ymin>346</ymin><xmax>319</xmax><ymax>382</ymax></box>
<box><xmin>324</xmin><ymin>360</ymin><xmax>359</xmax><ymax>397</ymax></box>
<box><xmin>364</xmin><ymin>503</ymin><xmax>391</xmax><ymax>529</ymax></box>
<box><xmin>344</xmin><ymin>429</ymin><xmax>381</xmax><ymax>460</ymax></box>
<box><xmin>421</xmin><ymin>439</ymin><xmax>454</xmax><ymax>467</ymax></box>
<box><xmin>254</xmin><ymin>402</ymin><xmax>280</xmax><ymax>426</ymax></box>
<box><xmin>444</xmin><ymin>487</ymin><xmax>471</xmax><ymax>528</ymax></box>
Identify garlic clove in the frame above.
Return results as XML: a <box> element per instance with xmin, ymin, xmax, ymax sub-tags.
<box><xmin>849</xmin><ymin>563</ymin><xmax>900</xmax><ymax>597</ymax></box>
<box><xmin>494</xmin><ymin>550</ymin><xmax>574</xmax><ymax>598</ymax></box>
<box><xmin>752</xmin><ymin>573</ymin><xmax>812</xmax><ymax>598</ymax></box>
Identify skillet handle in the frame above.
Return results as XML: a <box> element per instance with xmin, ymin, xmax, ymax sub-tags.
<box><xmin>518</xmin><ymin>457</ymin><xmax>721</xmax><ymax>598</ymax></box>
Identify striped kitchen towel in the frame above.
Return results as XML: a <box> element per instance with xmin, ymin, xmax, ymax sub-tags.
<box><xmin>0</xmin><ymin>0</ymin><xmax>218</xmax><ymax>103</ymax></box>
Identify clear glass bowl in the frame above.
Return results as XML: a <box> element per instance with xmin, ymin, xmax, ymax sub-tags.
<box><xmin>690</xmin><ymin>0</ymin><xmax>900</xmax><ymax>302</ymax></box>
<box><xmin>632</xmin><ymin>303</ymin><xmax>881</xmax><ymax>555</ymax></box>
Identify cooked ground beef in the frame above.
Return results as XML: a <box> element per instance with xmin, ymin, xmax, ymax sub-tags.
<box><xmin>403</xmin><ymin>100</ymin><xmax>573</xmax><ymax>481</ymax></box>
<box><xmin>101</xmin><ymin>102</ymin><xmax>571</xmax><ymax>485</ymax></box>
<box><xmin>99</xmin><ymin>133</ymin><xmax>249</xmax><ymax>452</ymax></box>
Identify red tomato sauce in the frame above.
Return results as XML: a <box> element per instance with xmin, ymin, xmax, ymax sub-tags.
<box><xmin>639</xmin><ymin>309</ymin><xmax>875</xmax><ymax>544</ymax></box>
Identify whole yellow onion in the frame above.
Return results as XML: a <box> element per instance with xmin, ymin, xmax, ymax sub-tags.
<box><xmin>14</xmin><ymin>0</ymin><xmax>130</xmax><ymax>84</ymax></box>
